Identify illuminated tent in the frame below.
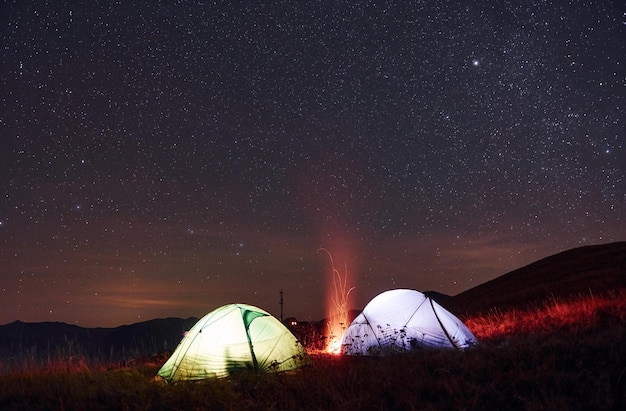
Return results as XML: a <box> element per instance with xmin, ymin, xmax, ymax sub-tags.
<box><xmin>158</xmin><ymin>303</ymin><xmax>311</xmax><ymax>381</ymax></box>
<box><xmin>341</xmin><ymin>289</ymin><xmax>477</xmax><ymax>356</ymax></box>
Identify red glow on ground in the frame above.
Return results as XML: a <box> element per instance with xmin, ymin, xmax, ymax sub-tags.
<box><xmin>463</xmin><ymin>290</ymin><xmax>626</xmax><ymax>341</ymax></box>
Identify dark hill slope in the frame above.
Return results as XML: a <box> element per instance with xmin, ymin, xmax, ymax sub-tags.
<box><xmin>445</xmin><ymin>241</ymin><xmax>626</xmax><ymax>316</ymax></box>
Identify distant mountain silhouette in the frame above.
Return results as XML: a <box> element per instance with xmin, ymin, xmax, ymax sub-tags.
<box><xmin>0</xmin><ymin>317</ymin><xmax>198</xmax><ymax>364</ymax></box>
<box><xmin>101</xmin><ymin>317</ymin><xmax>198</xmax><ymax>354</ymax></box>
<box><xmin>0</xmin><ymin>321</ymin><xmax>106</xmax><ymax>358</ymax></box>
<box><xmin>444</xmin><ymin>241</ymin><xmax>626</xmax><ymax>316</ymax></box>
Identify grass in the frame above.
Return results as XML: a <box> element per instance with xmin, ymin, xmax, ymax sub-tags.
<box><xmin>1</xmin><ymin>289</ymin><xmax>625</xmax><ymax>410</ymax></box>
<box><xmin>463</xmin><ymin>288</ymin><xmax>626</xmax><ymax>339</ymax></box>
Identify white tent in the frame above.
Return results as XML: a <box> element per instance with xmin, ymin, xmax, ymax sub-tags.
<box><xmin>341</xmin><ymin>289</ymin><xmax>477</xmax><ymax>355</ymax></box>
<box><xmin>158</xmin><ymin>303</ymin><xmax>311</xmax><ymax>381</ymax></box>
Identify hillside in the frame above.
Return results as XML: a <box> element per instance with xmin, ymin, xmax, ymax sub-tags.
<box><xmin>444</xmin><ymin>241</ymin><xmax>626</xmax><ymax>316</ymax></box>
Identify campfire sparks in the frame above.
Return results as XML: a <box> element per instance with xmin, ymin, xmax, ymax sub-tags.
<box><xmin>318</xmin><ymin>248</ymin><xmax>355</xmax><ymax>354</ymax></box>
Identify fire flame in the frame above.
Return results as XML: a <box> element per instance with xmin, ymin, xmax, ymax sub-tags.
<box><xmin>319</xmin><ymin>248</ymin><xmax>355</xmax><ymax>354</ymax></box>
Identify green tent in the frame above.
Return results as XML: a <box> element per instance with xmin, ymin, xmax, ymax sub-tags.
<box><xmin>157</xmin><ymin>303</ymin><xmax>311</xmax><ymax>381</ymax></box>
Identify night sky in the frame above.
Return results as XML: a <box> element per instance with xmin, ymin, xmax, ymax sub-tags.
<box><xmin>1</xmin><ymin>1</ymin><xmax>624</xmax><ymax>327</ymax></box>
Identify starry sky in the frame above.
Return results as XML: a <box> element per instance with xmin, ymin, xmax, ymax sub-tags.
<box><xmin>1</xmin><ymin>1</ymin><xmax>624</xmax><ymax>327</ymax></box>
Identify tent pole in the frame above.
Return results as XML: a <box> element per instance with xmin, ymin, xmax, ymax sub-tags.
<box><xmin>429</xmin><ymin>298</ymin><xmax>459</xmax><ymax>349</ymax></box>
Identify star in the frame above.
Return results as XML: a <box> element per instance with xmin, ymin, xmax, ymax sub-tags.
<box><xmin>0</xmin><ymin>0</ymin><xmax>623</xmax><ymax>327</ymax></box>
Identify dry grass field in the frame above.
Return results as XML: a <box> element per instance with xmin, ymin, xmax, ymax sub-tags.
<box><xmin>1</xmin><ymin>288</ymin><xmax>624</xmax><ymax>410</ymax></box>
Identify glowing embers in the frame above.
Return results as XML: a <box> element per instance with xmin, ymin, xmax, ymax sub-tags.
<box><xmin>319</xmin><ymin>248</ymin><xmax>355</xmax><ymax>354</ymax></box>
